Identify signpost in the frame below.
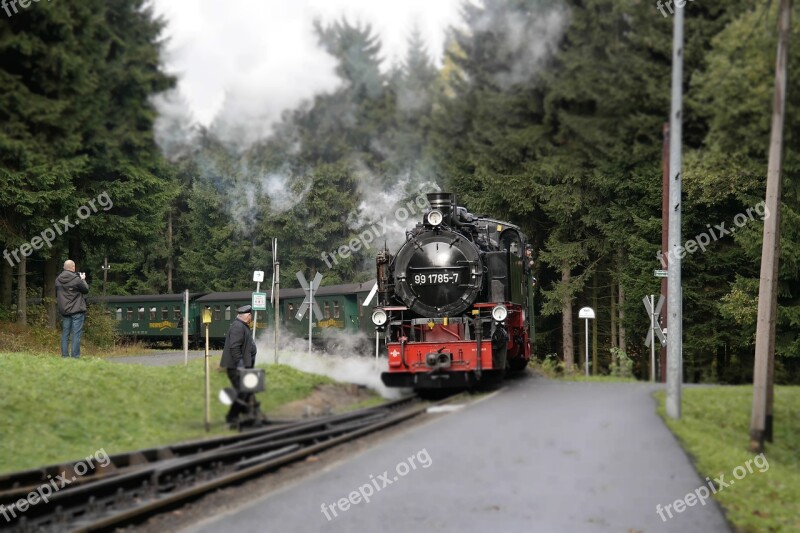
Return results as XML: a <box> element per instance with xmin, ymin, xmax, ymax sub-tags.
<box><xmin>643</xmin><ymin>295</ymin><xmax>666</xmax><ymax>382</ymax></box>
<box><xmin>362</xmin><ymin>282</ymin><xmax>379</xmax><ymax>364</ymax></box>
<box><xmin>202</xmin><ymin>307</ymin><xmax>212</xmax><ymax>432</ymax></box>
<box><xmin>252</xmin><ymin>292</ymin><xmax>267</xmax><ymax>311</ymax></box>
<box><xmin>654</xmin><ymin>269</ymin><xmax>668</xmax><ymax>278</ymax></box>
<box><xmin>252</xmin><ymin>270</ymin><xmax>264</xmax><ymax>341</ymax></box>
<box><xmin>271</xmin><ymin>238</ymin><xmax>280</xmax><ymax>364</ymax></box>
<box><xmin>296</xmin><ymin>271</ymin><xmax>323</xmax><ymax>355</ymax></box>
<box><xmin>578</xmin><ymin>307</ymin><xmax>595</xmax><ymax>376</ymax></box>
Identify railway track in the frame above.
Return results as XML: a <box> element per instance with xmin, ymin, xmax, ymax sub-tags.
<box><xmin>0</xmin><ymin>394</ymin><xmax>457</xmax><ymax>532</ymax></box>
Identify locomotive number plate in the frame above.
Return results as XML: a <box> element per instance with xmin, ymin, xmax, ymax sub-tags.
<box><xmin>413</xmin><ymin>273</ymin><xmax>460</xmax><ymax>285</ymax></box>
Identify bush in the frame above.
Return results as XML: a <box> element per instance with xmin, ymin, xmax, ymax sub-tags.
<box><xmin>539</xmin><ymin>353</ymin><xmax>563</xmax><ymax>376</ymax></box>
<box><xmin>533</xmin><ymin>353</ymin><xmax>581</xmax><ymax>377</ymax></box>
<box><xmin>0</xmin><ymin>304</ymin><xmax>119</xmax><ymax>354</ymax></box>
<box><xmin>609</xmin><ymin>347</ymin><xmax>633</xmax><ymax>378</ymax></box>
<box><xmin>84</xmin><ymin>304</ymin><xmax>118</xmax><ymax>349</ymax></box>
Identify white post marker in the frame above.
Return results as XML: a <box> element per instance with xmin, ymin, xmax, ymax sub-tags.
<box><xmin>578</xmin><ymin>307</ymin><xmax>595</xmax><ymax>376</ymax></box>
<box><xmin>252</xmin><ymin>270</ymin><xmax>264</xmax><ymax>342</ymax></box>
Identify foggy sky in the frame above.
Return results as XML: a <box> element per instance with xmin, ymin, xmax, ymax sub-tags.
<box><xmin>151</xmin><ymin>0</ymin><xmax>464</xmax><ymax>142</ymax></box>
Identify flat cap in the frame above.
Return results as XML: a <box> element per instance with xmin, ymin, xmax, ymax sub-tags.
<box><xmin>237</xmin><ymin>304</ymin><xmax>252</xmax><ymax>314</ymax></box>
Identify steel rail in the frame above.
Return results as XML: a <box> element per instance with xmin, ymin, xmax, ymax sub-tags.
<box><xmin>1</xmin><ymin>395</ymin><xmax>423</xmax><ymax>532</ymax></box>
<box><xmin>0</xmin><ymin>396</ymin><xmax>415</xmax><ymax>502</ymax></box>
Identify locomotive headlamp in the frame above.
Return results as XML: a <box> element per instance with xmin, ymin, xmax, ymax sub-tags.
<box><xmin>491</xmin><ymin>304</ymin><xmax>508</xmax><ymax>322</ymax></box>
<box><xmin>426</xmin><ymin>209</ymin><xmax>444</xmax><ymax>227</ymax></box>
<box><xmin>371</xmin><ymin>308</ymin><xmax>388</xmax><ymax>326</ymax></box>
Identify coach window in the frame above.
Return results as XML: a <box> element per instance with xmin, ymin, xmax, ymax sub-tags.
<box><xmin>116</xmin><ymin>307</ymin><xmax>122</xmax><ymax>321</ymax></box>
<box><xmin>126</xmin><ymin>307</ymin><xmax>133</xmax><ymax>321</ymax></box>
<box><xmin>333</xmin><ymin>300</ymin><xmax>340</xmax><ymax>319</ymax></box>
<box><xmin>150</xmin><ymin>307</ymin><xmax>157</xmax><ymax>320</ymax></box>
<box><xmin>225</xmin><ymin>305</ymin><xmax>231</xmax><ymax>321</ymax></box>
<box><xmin>288</xmin><ymin>303</ymin><xmax>294</xmax><ymax>316</ymax></box>
<box><xmin>138</xmin><ymin>307</ymin><xmax>145</xmax><ymax>320</ymax></box>
<box><xmin>174</xmin><ymin>306</ymin><xmax>181</xmax><ymax>320</ymax></box>
<box><xmin>214</xmin><ymin>305</ymin><xmax>221</xmax><ymax>321</ymax></box>
<box><xmin>324</xmin><ymin>301</ymin><xmax>330</xmax><ymax>319</ymax></box>
<box><xmin>357</xmin><ymin>297</ymin><xmax>363</xmax><ymax>318</ymax></box>
<box><xmin>160</xmin><ymin>306</ymin><xmax>167</xmax><ymax>320</ymax></box>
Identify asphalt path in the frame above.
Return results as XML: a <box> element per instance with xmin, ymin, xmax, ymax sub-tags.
<box><xmin>184</xmin><ymin>376</ymin><xmax>730</xmax><ymax>532</ymax></box>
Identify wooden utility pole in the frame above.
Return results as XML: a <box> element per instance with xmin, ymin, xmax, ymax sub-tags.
<box><xmin>592</xmin><ymin>277</ymin><xmax>598</xmax><ymax>375</ymax></box>
<box><xmin>618</xmin><ymin>275</ymin><xmax>626</xmax><ymax>354</ymax></box>
<box><xmin>661</xmin><ymin>123</ymin><xmax>670</xmax><ymax>383</ymax></box>
<box><xmin>561</xmin><ymin>262</ymin><xmax>574</xmax><ymax>369</ymax></box>
<box><xmin>751</xmin><ymin>0</ymin><xmax>791</xmax><ymax>453</ymax></box>
<box><xmin>16</xmin><ymin>257</ymin><xmax>26</xmax><ymax>326</ymax></box>
<box><xmin>102</xmin><ymin>256</ymin><xmax>110</xmax><ymax>297</ymax></box>
<box><xmin>167</xmin><ymin>210</ymin><xmax>173</xmax><ymax>294</ymax></box>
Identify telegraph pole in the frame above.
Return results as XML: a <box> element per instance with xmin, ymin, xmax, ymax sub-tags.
<box><xmin>101</xmin><ymin>256</ymin><xmax>110</xmax><ymax>297</ymax></box>
<box><xmin>666</xmin><ymin>0</ymin><xmax>685</xmax><ymax>419</ymax></box>
<box><xmin>661</xmin><ymin>123</ymin><xmax>669</xmax><ymax>383</ymax></box>
<box><xmin>751</xmin><ymin>0</ymin><xmax>791</xmax><ymax>453</ymax></box>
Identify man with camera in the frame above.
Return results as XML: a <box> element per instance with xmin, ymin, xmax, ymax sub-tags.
<box><xmin>55</xmin><ymin>259</ymin><xmax>89</xmax><ymax>358</ymax></box>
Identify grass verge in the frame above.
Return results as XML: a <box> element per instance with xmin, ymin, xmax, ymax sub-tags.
<box><xmin>655</xmin><ymin>386</ymin><xmax>800</xmax><ymax>532</ymax></box>
<box><xmin>0</xmin><ymin>353</ymin><xmax>335</xmax><ymax>474</ymax></box>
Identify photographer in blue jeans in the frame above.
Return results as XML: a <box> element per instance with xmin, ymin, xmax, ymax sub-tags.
<box><xmin>55</xmin><ymin>259</ymin><xmax>89</xmax><ymax>358</ymax></box>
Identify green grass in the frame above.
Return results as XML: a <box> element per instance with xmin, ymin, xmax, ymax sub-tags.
<box><xmin>0</xmin><ymin>353</ymin><xmax>335</xmax><ymax>474</ymax></box>
<box><xmin>555</xmin><ymin>374</ymin><xmax>638</xmax><ymax>382</ymax></box>
<box><xmin>655</xmin><ymin>386</ymin><xmax>800</xmax><ymax>532</ymax></box>
<box><xmin>338</xmin><ymin>395</ymin><xmax>389</xmax><ymax>412</ymax></box>
<box><xmin>530</xmin><ymin>360</ymin><xmax>638</xmax><ymax>382</ymax></box>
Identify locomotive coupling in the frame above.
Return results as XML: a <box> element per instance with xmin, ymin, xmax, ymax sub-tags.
<box><xmin>425</xmin><ymin>351</ymin><xmax>452</xmax><ymax>369</ymax></box>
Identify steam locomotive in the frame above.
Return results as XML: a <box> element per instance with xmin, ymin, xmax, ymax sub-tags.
<box><xmin>373</xmin><ymin>193</ymin><xmax>534</xmax><ymax>389</ymax></box>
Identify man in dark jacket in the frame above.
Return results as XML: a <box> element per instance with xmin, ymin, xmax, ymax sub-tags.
<box><xmin>55</xmin><ymin>260</ymin><xmax>89</xmax><ymax>358</ymax></box>
<box><xmin>220</xmin><ymin>305</ymin><xmax>258</xmax><ymax>426</ymax></box>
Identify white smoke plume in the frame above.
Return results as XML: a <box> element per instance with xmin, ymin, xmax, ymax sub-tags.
<box><xmin>255</xmin><ymin>326</ymin><xmax>410</xmax><ymax>399</ymax></box>
<box><xmin>344</xmin><ymin>171</ymin><xmax>441</xmax><ymax>254</ymax></box>
<box><xmin>468</xmin><ymin>2</ymin><xmax>571</xmax><ymax>90</ymax></box>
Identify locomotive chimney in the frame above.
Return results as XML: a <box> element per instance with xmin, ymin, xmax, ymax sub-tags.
<box><xmin>427</xmin><ymin>192</ymin><xmax>455</xmax><ymax>226</ymax></box>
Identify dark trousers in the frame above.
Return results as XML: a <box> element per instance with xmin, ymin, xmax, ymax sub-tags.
<box><xmin>226</xmin><ymin>368</ymin><xmax>254</xmax><ymax>422</ymax></box>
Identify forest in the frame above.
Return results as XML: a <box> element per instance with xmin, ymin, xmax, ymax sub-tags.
<box><xmin>1</xmin><ymin>0</ymin><xmax>798</xmax><ymax>383</ymax></box>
